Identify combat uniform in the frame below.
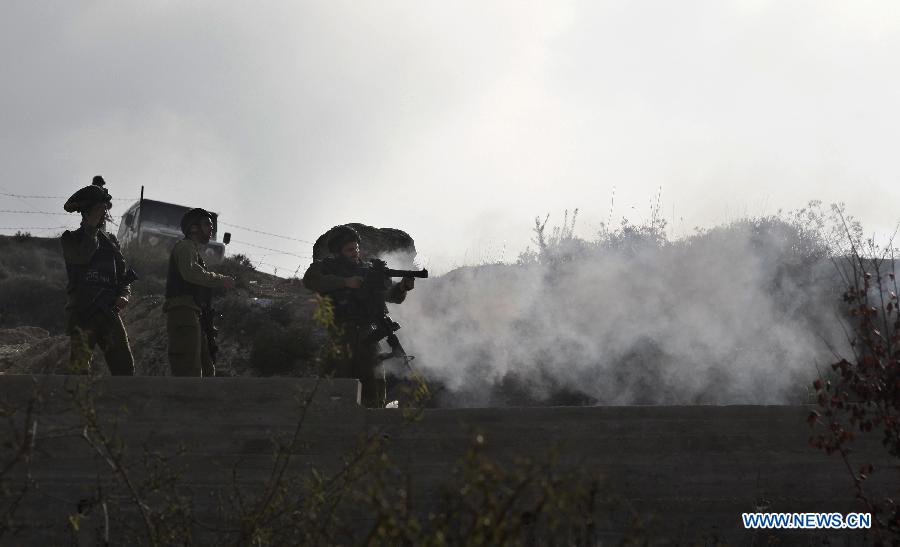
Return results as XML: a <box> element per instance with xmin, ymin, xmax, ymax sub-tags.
<box><xmin>61</xmin><ymin>221</ymin><xmax>135</xmax><ymax>375</ymax></box>
<box><xmin>164</xmin><ymin>238</ymin><xmax>229</xmax><ymax>377</ymax></box>
<box><xmin>303</xmin><ymin>256</ymin><xmax>410</xmax><ymax>407</ymax></box>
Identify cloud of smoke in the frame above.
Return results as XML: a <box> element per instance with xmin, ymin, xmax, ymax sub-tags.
<box><xmin>391</xmin><ymin>210</ymin><xmax>852</xmax><ymax>406</ymax></box>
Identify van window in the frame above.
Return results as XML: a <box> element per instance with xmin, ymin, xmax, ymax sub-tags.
<box><xmin>138</xmin><ymin>202</ymin><xmax>218</xmax><ymax>238</ymax></box>
<box><xmin>141</xmin><ymin>202</ymin><xmax>191</xmax><ymax>227</ymax></box>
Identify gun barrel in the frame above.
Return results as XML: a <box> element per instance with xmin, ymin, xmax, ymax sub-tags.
<box><xmin>384</xmin><ymin>268</ymin><xmax>428</xmax><ymax>279</ymax></box>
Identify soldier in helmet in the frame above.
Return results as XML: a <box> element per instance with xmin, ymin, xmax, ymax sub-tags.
<box><xmin>60</xmin><ymin>175</ymin><xmax>137</xmax><ymax>375</ymax></box>
<box><xmin>164</xmin><ymin>208</ymin><xmax>236</xmax><ymax>377</ymax></box>
<box><xmin>302</xmin><ymin>225</ymin><xmax>416</xmax><ymax>407</ymax></box>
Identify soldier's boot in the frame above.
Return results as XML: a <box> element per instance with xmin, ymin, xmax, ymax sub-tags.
<box><xmin>359</xmin><ymin>364</ymin><xmax>387</xmax><ymax>408</ymax></box>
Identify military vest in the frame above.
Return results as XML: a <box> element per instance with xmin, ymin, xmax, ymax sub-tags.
<box><xmin>66</xmin><ymin>229</ymin><xmax>121</xmax><ymax>312</ymax></box>
<box><xmin>321</xmin><ymin>257</ymin><xmax>390</xmax><ymax>323</ymax></box>
<box><xmin>166</xmin><ymin>240</ymin><xmax>213</xmax><ymax>308</ymax></box>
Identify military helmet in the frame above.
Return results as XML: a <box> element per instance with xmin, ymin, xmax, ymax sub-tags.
<box><xmin>180</xmin><ymin>208</ymin><xmax>213</xmax><ymax>237</ymax></box>
<box><xmin>327</xmin><ymin>224</ymin><xmax>361</xmax><ymax>254</ymax></box>
<box><xmin>63</xmin><ymin>177</ymin><xmax>113</xmax><ymax>213</ymax></box>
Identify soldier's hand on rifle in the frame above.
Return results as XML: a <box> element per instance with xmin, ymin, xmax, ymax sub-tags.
<box><xmin>345</xmin><ymin>276</ymin><xmax>364</xmax><ymax>289</ymax></box>
<box><xmin>114</xmin><ymin>296</ymin><xmax>129</xmax><ymax>313</ymax></box>
<box><xmin>223</xmin><ymin>277</ymin><xmax>236</xmax><ymax>290</ymax></box>
<box><xmin>401</xmin><ymin>277</ymin><xmax>415</xmax><ymax>291</ymax></box>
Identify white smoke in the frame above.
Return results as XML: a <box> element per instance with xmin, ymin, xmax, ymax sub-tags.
<box><xmin>391</xmin><ymin>212</ymin><xmax>852</xmax><ymax>406</ymax></box>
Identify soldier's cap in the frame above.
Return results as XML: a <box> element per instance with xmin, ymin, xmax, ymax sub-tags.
<box><xmin>63</xmin><ymin>179</ymin><xmax>113</xmax><ymax>213</ymax></box>
<box><xmin>327</xmin><ymin>225</ymin><xmax>361</xmax><ymax>254</ymax></box>
<box><xmin>180</xmin><ymin>208</ymin><xmax>213</xmax><ymax>236</ymax></box>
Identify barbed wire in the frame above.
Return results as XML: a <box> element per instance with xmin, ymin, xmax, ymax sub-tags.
<box><xmin>237</xmin><ymin>258</ymin><xmax>304</xmax><ymax>278</ymax></box>
<box><xmin>218</xmin><ymin>221</ymin><xmax>315</xmax><ymax>244</ymax></box>
<box><xmin>228</xmin><ymin>250</ymin><xmax>308</xmax><ymax>271</ymax></box>
<box><xmin>0</xmin><ymin>226</ymin><xmax>69</xmax><ymax>230</ymax></box>
<box><xmin>2</xmin><ymin>193</ymin><xmax>320</xmax><ymax>247</ymax></box>
<box><xmin>0</xmin><ymin>209</ymin><xmax>70</xmax><ymax>216</ymax></box>
<box><xmin>0</xmin><ymin>192</ymin><xmax>137</xmax><ymax>200</ymax></box>
<box><xmin>0</xmin><ymin>218</ymin><xmax>307</xmax><ymax>277</ymax></box>
<box><xmin>229</xmin><ymin>239</ymin><xmax>311</xmax><ymax>259</ymax></box>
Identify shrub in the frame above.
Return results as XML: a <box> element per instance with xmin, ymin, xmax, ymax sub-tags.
<box><xmin>248</xmin><ymin>324</ymin><xmax>316</xmax><ymax>376</ymax></box>
<box><xmin>809</xmin><ymin>230</ymin><xmax>900</xmax><ymax>542</ymax></box>
<box><xmin>212</xmin><ymin>255</ymin><xmax>255</xmax><ymax>290</ymax></box>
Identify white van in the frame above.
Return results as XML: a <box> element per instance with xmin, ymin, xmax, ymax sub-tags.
<box><xmin>117</xmin><ymin>199</ymin><xmax>231</xmax><ymax>264</ymax></box>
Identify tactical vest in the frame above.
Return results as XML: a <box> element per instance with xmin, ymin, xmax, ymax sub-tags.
<box><xmin>166</xmin><ymin>240</ymin><xmax>212</xmax><ymax>308</ymax></box>
<box><xmin>66</xmin><ymin>229</ymin><xmax>121</xmax><ymax>312</ymax></box>
<box><xmin>321</xmin><ymin>257</ymin><xmax>389</xmax><ymax>323</ymax></box>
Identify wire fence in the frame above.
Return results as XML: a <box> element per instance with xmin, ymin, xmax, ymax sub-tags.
<box><xmin>0</xmin><ymin>226</ymin><xmax>69</xmax><ymax>231</ymax></box>
<box><xmin>218</xmin><ymin>221</ymin><xmax>315</xmax><ymax>245</ymax></box>
<box><xmin>228</xmin><ymin>239</ymin><xmax>310</xmax><ymax>259</ymax></box>
<box><xmin>0</xmin><ymin>192</ymin><xmax>137</xmax><ymax>201</ymax></box>
<box><xmin>1</xmin><ymin>190</ymin><xmax>316</xmax><ymax>278</ymax></box>
<box><xmin>0</xmin><ymin>209</ymin><xmax>70</xmax><ymax>215</ymax></box>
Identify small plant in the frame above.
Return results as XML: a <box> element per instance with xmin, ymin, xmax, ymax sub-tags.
<box><xmin>213</xmin><ymin>254</ymin><xmax>256</xmax><ymax>290</ymax></box>
<box><xmin>0</xmin><ymin>382</ymin><xmax>40</xmax><ymax>541</ymax></box>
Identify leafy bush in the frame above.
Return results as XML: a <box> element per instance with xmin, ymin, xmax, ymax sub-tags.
<box><xmin>217</xmin><ymin>292</ymin><xmax>319</xmax><ymax>376</ymax></box>
<box><xmin>213</xmin><ymin>254</ymin><xmax>256</xmax><ymax>290</ymax></box>
<box><xmin>249</xmin><ymin>324</ymin><xmax>317</xmax><ymax>375</ymax></box>
<box><xmin>809</xmin><ymin>227</ymin><xmax>900</xmax><ymax>542</ymax></box>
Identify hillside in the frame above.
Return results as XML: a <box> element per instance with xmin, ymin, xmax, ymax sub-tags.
<box><xmin>0</xmin><ymin>206</ymin><xmax>888</xmax><ymax>408</ymax></box>
<box><xmin>0</xmin><ymin>233</ymin><xmax>322</xmax><ymax>378</ymax></box>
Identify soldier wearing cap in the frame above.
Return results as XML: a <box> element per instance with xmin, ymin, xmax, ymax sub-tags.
<box><xmin>60</xmin><ymin>175</ymin><xmax>137</xmax><ymax>375</ymax></box>
<box><xmin>303</xmin><ymin>225</ymin><xmax>415</xmax><ymax>407</ymax></box>
<box><xmin>164</xmin><ymin>208</ymin><xmax>235</xmax><ymax>377</ymax></box>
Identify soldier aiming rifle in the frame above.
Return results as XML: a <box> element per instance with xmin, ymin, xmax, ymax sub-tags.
<box><xmin>303</xmin><ymin>225</ymin><xmax>427</xmax><ymax>407</ymax></box>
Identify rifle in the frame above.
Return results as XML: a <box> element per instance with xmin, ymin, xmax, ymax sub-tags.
<box><xmin>199</xmin><ymin>305</ymin><xmax>220</xmax><ymax>364</ymax></box>
<box><xmin>332</xmin><ymin>259</ymin><xmax>431</xmax><ymax>404</ymax></box>
<box><xmin>365</xmin><ymin>259</ymin><xmax>429</xmax><ymax>283</ymax></box>
<box><xmin>353</xmin><ymin>259</ymin><xmax>428</xmax><ymax>347</ymax></box>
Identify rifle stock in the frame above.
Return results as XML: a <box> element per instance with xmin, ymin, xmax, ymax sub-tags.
<box><xmin>200</xmin><ymin>307</ymin><xmax>220</xmax><ymax>364</ymax></box>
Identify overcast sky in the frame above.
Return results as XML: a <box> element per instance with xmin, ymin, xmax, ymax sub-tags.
<box><xmin>2</xmin><ymin>1</ymin><xmax>899</xmax><ymax>274</ymax></box>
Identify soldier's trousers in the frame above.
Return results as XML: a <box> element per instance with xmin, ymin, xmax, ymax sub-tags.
<box><xmin>66</xmin><ymin>311</ymin><xmax>135</xmax><ymax>375</ymax></box>
<box><xmin>331</xmin><ymin>325</ymin><xmax>385</xmax><ymax>408</ymax></box>
<box><xmin>166</xmin><ymin>306</ymin><xmax>214</xmax><ymax>377</ymax></box>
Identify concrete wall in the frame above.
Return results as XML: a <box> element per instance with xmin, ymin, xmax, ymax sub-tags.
<box><xmin>0</xmin><ymin>375</ymin><xmax>891</xmax><ymax>545</ymax></box>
